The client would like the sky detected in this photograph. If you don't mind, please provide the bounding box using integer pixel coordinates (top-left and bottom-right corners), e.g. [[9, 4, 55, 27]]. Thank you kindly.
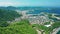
[[0, 0, 60, 7]]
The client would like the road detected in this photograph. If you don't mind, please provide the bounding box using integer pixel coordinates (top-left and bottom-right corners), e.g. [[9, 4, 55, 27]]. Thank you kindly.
[[52, 27, 60, 34]]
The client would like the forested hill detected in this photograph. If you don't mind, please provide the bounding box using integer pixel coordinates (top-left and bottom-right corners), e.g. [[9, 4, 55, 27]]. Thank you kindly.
[[0, 9, 37, 34], [0, 9, 21, 27]]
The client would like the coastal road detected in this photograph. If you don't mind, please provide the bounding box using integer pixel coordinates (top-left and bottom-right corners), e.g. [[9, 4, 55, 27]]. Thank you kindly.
[[52, 27, 60, 34]]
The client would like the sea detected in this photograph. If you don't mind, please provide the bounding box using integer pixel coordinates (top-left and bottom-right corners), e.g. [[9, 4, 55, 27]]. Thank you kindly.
[[57, 30, 60, 34], [27, 9, 60, 15]]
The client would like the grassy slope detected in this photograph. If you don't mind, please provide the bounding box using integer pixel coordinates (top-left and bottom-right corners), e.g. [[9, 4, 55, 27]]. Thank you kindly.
[[0, 20, 37, 34]]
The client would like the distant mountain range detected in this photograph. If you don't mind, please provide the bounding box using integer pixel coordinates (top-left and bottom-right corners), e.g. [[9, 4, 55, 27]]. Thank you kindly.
[[0, 6, 18, 10]]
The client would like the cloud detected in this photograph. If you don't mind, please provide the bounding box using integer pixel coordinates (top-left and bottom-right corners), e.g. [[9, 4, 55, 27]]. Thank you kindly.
[[0, 2, 20, 6]]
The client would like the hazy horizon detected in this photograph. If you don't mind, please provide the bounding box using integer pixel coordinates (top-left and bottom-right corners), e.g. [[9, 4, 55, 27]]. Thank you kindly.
[[0, 0, 60, 7]]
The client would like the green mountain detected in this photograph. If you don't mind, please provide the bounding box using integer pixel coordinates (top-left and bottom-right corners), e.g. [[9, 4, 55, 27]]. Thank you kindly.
[[0, 9, 21, 27], [0, 9, 37, 34]]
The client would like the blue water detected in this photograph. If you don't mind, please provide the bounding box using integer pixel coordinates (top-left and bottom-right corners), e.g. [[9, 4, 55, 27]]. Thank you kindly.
[[27, 9, 60, 14], [57, 30, 60, 34], [27, 10, 41, 14], [44, 9, 60, 14]]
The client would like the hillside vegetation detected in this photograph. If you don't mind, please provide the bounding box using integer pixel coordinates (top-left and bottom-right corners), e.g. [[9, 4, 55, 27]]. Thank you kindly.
[[0, 20, 37, 34], [0, 9, 21, 27], [0, 9, 37, 34]]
